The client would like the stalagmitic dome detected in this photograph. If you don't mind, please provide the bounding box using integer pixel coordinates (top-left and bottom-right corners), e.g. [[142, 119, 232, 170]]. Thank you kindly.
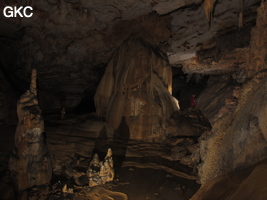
[[95, 37, 179, 141]]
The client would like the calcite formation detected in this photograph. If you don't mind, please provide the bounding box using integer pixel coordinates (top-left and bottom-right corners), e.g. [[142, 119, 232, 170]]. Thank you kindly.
[[9, 69, 52, 195], [95, 37, 179, 141], [88, 148, 114, 187], [247, 1, 267, 78]]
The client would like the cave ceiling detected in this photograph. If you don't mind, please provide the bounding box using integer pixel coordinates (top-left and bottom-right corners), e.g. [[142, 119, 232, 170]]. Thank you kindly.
[[0, 0, 261, 106]]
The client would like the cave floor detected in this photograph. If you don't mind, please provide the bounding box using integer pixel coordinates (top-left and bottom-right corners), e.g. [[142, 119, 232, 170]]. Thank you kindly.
[[0, 113, 200, 200]]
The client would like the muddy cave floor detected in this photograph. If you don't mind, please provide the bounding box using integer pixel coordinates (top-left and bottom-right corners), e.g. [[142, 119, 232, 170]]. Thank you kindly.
[[0, 113, 200, 200]]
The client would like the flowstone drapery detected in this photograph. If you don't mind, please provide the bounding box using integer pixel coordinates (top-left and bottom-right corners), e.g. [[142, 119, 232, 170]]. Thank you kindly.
[[94, 37, 179, 141]]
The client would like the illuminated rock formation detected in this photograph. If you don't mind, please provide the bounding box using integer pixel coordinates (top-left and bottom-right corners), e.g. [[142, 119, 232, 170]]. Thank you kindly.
[[95, 37, 179, 141], [9, 69, 52, 196], [88, 148, 114, 187]]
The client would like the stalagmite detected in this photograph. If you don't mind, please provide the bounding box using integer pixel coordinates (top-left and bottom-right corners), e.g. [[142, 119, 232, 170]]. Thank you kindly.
[[9, 69, 52, 197], [88, 148, 114, 187], [94, 37, 179, 142]]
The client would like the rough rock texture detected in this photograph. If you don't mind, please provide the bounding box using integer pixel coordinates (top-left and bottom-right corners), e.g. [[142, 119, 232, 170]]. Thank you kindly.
[[166, 109, 211, 137], [247, 1, 267, 78], [9, 69, 52, 195], [196, 75, 240, 125], [168, 0, 259, 64], [95, 37, 179, 141], [193, 2, 267, 185], [88, 148, 114, 188], [196, 71, 267, 184]]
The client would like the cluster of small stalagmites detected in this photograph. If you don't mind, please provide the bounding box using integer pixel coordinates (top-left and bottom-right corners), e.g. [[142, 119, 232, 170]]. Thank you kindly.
[[88, 148, 114, 187], [9, 69, 52, 195]]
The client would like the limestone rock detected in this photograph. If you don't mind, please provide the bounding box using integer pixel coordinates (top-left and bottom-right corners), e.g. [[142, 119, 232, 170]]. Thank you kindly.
[[88, 148, 114, 187], [197, 71, 267, 184], [94, 37, 179, 141], [195, 3, 267, 184], [196, 75, 240, 125], [9, 69, 52, 195], [166, 109, 211, 137]]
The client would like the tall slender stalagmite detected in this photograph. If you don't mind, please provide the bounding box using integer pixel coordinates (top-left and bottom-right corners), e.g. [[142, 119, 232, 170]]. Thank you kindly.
[[9, 69, 52, 198]]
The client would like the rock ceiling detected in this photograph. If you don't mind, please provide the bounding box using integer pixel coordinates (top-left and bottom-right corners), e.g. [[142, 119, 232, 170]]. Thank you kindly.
[[0, 0, 262, 107]]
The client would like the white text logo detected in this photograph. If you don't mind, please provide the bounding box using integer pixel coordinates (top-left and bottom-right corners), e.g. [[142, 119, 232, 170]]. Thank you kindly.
[[3, 6, 33, 18]]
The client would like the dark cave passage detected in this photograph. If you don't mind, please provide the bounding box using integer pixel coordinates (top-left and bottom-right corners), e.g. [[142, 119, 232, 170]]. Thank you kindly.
[[75, 96, 96, 114]]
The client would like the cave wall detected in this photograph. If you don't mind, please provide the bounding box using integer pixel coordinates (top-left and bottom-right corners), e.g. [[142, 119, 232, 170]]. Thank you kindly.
[[196, 1, 267, 184], [196, 75, 240, 125], [198, 71, 267, 184]]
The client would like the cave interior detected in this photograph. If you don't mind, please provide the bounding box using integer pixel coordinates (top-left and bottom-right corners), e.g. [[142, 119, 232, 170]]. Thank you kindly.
[[1, 0, 267, 199]]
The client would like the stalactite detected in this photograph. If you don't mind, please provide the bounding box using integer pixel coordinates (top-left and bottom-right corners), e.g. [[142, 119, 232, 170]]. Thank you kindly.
[[239, 0, 244, 28], [203, 0, 217, 23]]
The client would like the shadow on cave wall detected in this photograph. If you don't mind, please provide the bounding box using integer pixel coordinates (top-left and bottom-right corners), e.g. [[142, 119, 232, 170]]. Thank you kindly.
[[92, 116, 130, 174], [111, 116, 130, 173]]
